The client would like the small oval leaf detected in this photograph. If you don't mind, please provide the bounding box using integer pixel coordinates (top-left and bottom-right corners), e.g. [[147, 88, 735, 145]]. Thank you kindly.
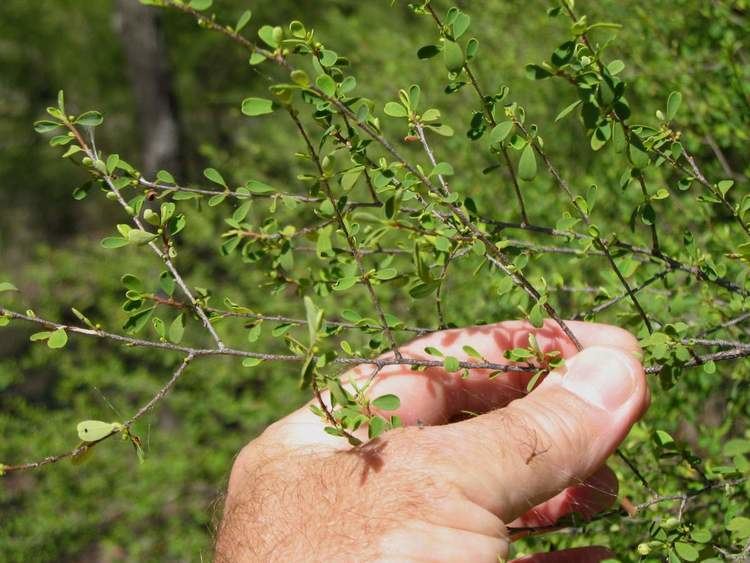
[[518, 144, 538, 181], [372, 394, 401, 411], [241, 97, 274, 117], [77, 420, 118, 442]]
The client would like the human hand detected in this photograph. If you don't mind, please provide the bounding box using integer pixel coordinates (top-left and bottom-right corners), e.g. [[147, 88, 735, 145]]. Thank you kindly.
[[216, 320, 649, 562]]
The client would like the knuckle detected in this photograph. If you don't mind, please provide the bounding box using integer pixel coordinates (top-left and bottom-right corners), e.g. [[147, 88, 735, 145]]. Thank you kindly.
[[504, 392, 592, 463]]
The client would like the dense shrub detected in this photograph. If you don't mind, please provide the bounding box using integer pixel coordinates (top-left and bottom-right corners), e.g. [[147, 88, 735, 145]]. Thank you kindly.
[[1, 0, 748, 560]]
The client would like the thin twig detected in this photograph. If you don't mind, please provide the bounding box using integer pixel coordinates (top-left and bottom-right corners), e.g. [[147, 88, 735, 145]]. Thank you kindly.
[[287, 109, 403, 358], [65, 123, 225, 350]]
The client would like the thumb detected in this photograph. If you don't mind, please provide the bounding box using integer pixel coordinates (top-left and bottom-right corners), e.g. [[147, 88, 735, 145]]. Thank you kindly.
[[443, 345, 648, 523]]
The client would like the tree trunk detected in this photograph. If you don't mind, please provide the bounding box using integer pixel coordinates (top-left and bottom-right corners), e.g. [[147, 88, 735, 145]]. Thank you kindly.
[[115, 0, 182, 177]]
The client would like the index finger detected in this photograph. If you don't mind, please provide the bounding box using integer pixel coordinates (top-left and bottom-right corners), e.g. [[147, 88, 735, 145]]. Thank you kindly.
[[355, 319, 640, 426], [270, 320, 640, 448]]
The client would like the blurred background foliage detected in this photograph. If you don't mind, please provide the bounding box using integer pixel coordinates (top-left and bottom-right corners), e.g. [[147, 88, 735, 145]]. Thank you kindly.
[[0, 0, 748, 561]]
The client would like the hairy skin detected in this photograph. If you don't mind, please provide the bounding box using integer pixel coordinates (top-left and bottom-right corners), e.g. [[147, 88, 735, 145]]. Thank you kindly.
[[216, 320, 649, 562], [219, 432, 455, 561]]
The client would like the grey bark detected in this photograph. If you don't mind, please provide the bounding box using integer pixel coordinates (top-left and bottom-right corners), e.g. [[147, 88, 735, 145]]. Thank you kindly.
[[115, 0, 182, 177]]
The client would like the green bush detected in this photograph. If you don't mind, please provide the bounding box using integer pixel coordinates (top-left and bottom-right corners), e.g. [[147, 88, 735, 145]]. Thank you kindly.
[[1, 0, 749, 560]]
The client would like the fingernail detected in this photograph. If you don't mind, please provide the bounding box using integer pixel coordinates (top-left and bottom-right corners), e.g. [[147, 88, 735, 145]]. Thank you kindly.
[[562, 346, 636, 411]]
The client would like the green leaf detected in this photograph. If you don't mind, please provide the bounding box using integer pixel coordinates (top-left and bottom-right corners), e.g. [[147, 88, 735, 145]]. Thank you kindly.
[[168, 313, 184, 344], [241, 97, 274, 117], [34, 120, 62, 133], [121, 274, 144, 293], [462, 345, 483, 359], [106, 154, 119, 174], [249, 52, 266, 65], [339, 76, 357, 94], [526, 369, 545, 392], [235, 9, 252, 32], [50, 135, 72, 146], [434, 236, 451, 252], [189, 0, 213, 11], [245, 180, 275, 194], [152, 317, 166, 339], [717, 180, 734, 196], [160, 272, 175, 296], [554, 100, 581, 122], [334, 276, 358, 291], [424, 346, 444, 358], [628, 143, 650, 169], [607, 59, 625, 75], [242, 357, 263, 368], [156, 169, 176, 184], [443, 40, 464, 73], [408, 84, 421, 110], [723, 438, 750, 456], [233, 200, 252, 222], [466, 38, 479, 60], [417, 45, 440, 59], [290, 69, 310, 86], [71, 308, 95, 329], [409, 281, 440, 298], [728, 516, 750, 539], [203, 167, 227, 188], [340, 166, 363, 191], [431, 162, 454, 176], [47, 328, 68, 349], [316, 225, 333, 257], [328, 379, 350, 407], [289, 20, 306, 38], [75, 111, 103, 127], [518, 144, 537, 181], [551, 41, 575, 67], [71, 182, 90, 199], [77, 420, 118, 442], [528, 303, 544, 327], [65, 148, 83, 164], [452, 12, 471, 39], [258, 25, 278, 48], [525, 64, 552, 80], [304, 296, 323, 346], [384, 102, 407, 118], [126, 229, 158, 245], [673, 542, 699, 561], [207, 194, 225, 208], [319, 50, 337, 67], [316, 74, 336, 97], [101, 236, 129, 249], [666, 91, 682, 121], [30, 331, 53, 342], [124, 307, 155, 334], [443, 356, 460, 372], [0, 282, 18, 293], [654, 429, 675, 448], [426, 124, 454, 137], [299, 354, 316, 389], [368, 415, 387, 439], [371, 394, 401, 411], [246, 322, 262, 343], [690, 529, 711, 543], [489, 121, 514, 145], [374, 268, 398, 280]]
